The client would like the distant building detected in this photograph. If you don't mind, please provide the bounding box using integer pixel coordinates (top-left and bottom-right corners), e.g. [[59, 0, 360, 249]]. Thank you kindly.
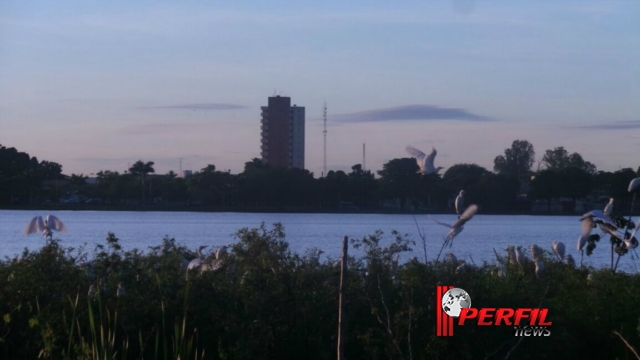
[[180, 170, 193, 178], [260, 96, 305, 169]]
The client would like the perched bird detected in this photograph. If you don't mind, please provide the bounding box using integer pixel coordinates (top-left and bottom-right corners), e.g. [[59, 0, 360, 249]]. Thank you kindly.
[[405, 146, 444, 175], [515, 246, 526, 267], [187, 246, 208, 272], [428, 204, 478, 247], [529, 244, 543, 260], [623, 222, 639, 249], [565, 254, 576, 267], [551, 241, 565, 260], [216, 245, 228, 259], [24, 215, 66, 240], [505, 246, 517, 265], [587, 273, 594, 282], [455, 190, 465, 218], [604, 198, 614, 216], [580, 210, 620, 243], [577, 235, 588, 252], [534, 259, 544, 278]]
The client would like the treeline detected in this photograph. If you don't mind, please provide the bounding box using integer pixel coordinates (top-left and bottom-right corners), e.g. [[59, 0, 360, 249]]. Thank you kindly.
[[0, 224, 639, 359], [2, 141, 640, 212]]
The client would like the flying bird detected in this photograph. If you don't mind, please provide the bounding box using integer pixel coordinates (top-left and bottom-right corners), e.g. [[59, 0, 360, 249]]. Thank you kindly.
[[428, 204, 478, 247], [405, 146, 444, 175], [604, 198, 614, 216], [455, 190, 465, 218], [24, 215, 66, 239], [580, 210, 619, 239]]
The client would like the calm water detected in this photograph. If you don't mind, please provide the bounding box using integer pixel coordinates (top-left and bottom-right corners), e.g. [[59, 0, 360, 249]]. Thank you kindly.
[[1, 210, 636, 272]]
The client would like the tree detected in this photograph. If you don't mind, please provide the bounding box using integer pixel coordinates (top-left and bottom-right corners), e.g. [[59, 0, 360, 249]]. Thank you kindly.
[[530, 170, 560, 213], [493, 140, 535, 179], [70, 173, 87, 187], [377, 158, 421, 209], [442, 164, 490, 210], [541, 147, 597, 174], [129, 160, 155, 205]]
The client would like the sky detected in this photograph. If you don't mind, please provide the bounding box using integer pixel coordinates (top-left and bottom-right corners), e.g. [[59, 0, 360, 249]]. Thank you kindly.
[[1, 0, 639, 177]]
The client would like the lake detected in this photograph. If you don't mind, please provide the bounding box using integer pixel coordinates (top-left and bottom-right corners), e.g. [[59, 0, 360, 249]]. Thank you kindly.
[[1, 210, 637, 272]]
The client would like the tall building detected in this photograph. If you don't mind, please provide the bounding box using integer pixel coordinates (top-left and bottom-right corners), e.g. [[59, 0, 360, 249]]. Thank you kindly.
[[260, 96, 305, 169]]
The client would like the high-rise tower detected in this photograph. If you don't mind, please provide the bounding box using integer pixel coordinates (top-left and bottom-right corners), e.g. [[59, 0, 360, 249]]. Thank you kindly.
[[260, 96, 305, 169]]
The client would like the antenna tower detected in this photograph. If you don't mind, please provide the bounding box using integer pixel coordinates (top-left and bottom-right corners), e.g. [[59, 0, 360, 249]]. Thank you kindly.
[[179, 158, 183, 174], [323, 102, 327, 175]]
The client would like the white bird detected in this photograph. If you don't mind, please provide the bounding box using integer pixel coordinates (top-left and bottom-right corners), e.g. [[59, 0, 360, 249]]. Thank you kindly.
[[187, 246, 208, 272], [628, 178, 640, 193], [515, 246, 526, 267], [577, 235, 588, 252], [551, 241, 565, 260], [505, 246, 517, 265], [216, 245, 228, 259], [455, 190, 465, 217], [405, 146, 444, 175], [529, 244, 543, 260], [534, 259, 544, 278], [24, 215, 66, 239], [428, 204, 478, 247], [587, 273, 593, 282], [565, 254, 575, 267], [580, 210, 620, 242], [604, 198, 614, 216], [623, 221, 639, 249]]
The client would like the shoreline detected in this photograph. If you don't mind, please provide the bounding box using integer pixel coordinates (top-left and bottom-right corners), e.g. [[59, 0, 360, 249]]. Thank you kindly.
[[2, 204, 636, 216]]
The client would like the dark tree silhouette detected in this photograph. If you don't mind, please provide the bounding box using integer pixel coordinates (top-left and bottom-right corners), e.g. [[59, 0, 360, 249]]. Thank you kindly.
[[129, 160, 155, 205], [493, 140, 535, 179]]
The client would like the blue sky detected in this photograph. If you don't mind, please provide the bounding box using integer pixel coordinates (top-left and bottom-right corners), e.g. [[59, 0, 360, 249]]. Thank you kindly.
[[1, 0, 639, 176]]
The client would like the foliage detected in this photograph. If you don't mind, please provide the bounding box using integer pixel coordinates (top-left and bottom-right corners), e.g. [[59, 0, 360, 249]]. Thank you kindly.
[[541, 146, 597, 174], [1, 225, 640, 359], [493, 139, 535, 178]]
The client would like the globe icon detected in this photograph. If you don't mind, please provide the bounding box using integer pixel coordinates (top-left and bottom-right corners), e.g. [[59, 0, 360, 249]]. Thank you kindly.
[[441, 288, 472, 317]]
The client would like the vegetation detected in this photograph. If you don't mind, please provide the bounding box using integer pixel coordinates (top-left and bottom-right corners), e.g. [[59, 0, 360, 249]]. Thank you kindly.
[[1, 224, 640, 359], [1, 141, 639, 214]]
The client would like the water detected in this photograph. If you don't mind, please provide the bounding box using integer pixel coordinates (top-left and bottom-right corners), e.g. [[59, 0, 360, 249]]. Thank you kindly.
[[1, 210, 636, 272]]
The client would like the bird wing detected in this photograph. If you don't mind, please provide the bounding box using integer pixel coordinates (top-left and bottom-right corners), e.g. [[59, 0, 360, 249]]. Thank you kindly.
[[427, 215, 452, 229], [581, 210, 617, 229], [47, 215, 66, 232], [452, 204, 478, 227], [424, 148, 437, 172], [23, 216, 44, 235], [580, 216, 594, 237], [629, 178, 640, 193], [405, 146, 426, 160], [455, 195, 464, 214]]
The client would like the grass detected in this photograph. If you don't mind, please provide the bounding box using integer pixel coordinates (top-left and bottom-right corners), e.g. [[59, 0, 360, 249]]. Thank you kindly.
[[0, 223, 639, 359]]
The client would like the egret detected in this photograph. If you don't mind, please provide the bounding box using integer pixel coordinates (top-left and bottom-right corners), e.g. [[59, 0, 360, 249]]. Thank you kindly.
[[497, 264, 506, 277], [580, 210, 621, 244], [515, 246, 526, 267], [428, 204, 478, 248], [604, 198, 614, 216], [405, 146, 444, 175], [565, 254, 576, 267], [529, 244, 542, 260], [24, 215, 66, 240], [505, 246, 517, 265], [587, 273, 594, 282], [534, 259, 544, 278], [187, 245, 208, 272], [551, 241, 565, 260], [623, 222, 639, 249], [455, 190, 465, 218]]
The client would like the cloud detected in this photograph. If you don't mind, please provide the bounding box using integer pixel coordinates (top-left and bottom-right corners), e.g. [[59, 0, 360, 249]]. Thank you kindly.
[[136, 103, 247, 111], [116, 123, 211, 135], [573, 120, 640, 130], [330, 105, 492, 123]]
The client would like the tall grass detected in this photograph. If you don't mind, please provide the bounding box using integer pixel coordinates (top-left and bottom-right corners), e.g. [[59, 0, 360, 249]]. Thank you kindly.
[[0, 224, 639, 359]]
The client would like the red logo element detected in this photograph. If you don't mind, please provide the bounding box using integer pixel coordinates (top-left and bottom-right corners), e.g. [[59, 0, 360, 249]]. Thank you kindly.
[[436, 285, 454, 336]]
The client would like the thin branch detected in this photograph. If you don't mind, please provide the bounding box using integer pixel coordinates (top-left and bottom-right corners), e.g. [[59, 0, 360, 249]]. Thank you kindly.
[[502, 285, 550, 359], [612, 331, 640, 360], [374, 275, 404, 360], [412, 215, 428, 264]]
